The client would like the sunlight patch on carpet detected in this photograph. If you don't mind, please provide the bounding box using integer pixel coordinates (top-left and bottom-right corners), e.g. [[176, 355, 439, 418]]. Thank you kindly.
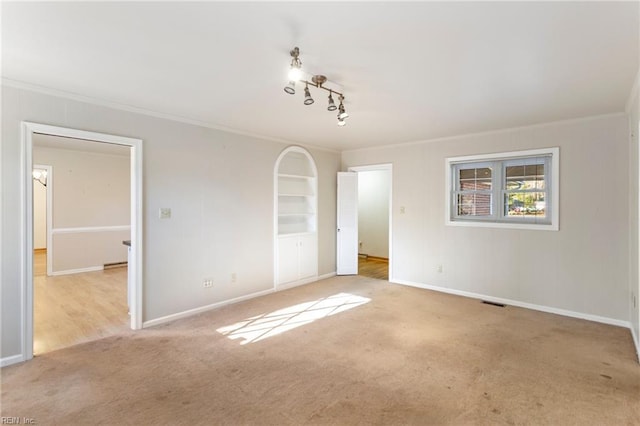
[[217, 292, 371, 344]]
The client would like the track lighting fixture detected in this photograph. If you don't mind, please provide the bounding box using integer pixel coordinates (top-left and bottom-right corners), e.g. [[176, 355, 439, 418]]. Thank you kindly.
[[327, 91, 337, 111], [283, 46, 349, 126], [284, 81, 295, 95], [287, 47, 303, 82], [338, 95, 349, 120], [303, 83, 314, 105]]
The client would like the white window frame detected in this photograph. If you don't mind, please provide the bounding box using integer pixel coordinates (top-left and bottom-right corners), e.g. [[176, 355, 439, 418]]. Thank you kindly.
[[445, 147, 559, 231]]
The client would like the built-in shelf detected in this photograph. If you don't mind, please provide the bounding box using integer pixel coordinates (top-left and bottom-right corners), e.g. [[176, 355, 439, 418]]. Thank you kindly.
[[274, 146, 318, 287], [278, 173, 314, 179], [276, 152, 316, 236]]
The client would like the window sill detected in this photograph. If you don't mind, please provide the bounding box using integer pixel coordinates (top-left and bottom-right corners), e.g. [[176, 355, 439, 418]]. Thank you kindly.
[[446, 219, 558, 231]]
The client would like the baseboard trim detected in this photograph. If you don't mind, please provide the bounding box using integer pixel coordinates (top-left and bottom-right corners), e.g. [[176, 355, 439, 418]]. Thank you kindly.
[[142, 289, 275, 328], [1, 354, 25, 368], [632, 326, 640, 363], [143, 274, 338, 329], [392, 279, 631, 329], [275, 275, 319, 291], [318, 272, 337, 280], [50, 266, 104, 276]]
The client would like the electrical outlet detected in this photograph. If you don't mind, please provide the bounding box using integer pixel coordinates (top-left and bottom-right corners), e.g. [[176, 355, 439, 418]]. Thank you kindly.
[[400, 206, 406, 214], [231, 273, 237, 283], [159, 207, 171, 219], [203, 279, 213, 288], [437, 264, 443, 273]]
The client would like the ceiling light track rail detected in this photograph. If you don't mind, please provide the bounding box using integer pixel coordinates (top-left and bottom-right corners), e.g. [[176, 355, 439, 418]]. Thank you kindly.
[[283, 46, 350, 126], [298, 75, 343, 98]]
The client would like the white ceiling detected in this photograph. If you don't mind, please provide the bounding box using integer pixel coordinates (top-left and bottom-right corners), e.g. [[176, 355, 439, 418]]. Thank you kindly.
[[3, 2, 638, 151]]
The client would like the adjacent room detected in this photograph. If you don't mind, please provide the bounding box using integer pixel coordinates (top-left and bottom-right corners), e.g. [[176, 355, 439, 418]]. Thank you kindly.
[[1, 2, 639, 424], [31, 134, 132, 354]]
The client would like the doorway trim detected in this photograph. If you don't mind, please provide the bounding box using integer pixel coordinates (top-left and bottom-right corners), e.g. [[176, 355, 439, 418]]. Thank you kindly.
[[347, 163, 393, 282], [32, 164, 53, 276], [21, 122, 143, 362], [636, 118, 640, 363]]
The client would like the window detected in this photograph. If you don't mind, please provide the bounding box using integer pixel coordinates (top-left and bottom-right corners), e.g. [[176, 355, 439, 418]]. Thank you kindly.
[[446, 148, 559, 230]]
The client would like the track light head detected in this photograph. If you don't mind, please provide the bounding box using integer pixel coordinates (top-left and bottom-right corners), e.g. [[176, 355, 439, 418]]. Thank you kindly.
[[284, 81, 296, 95], [327, 91, 337, 111], [304, 84, 314, 105], [288, 65, 302, 82], [288, 47, 303, 81], [338, 101, 349, 120], [337, 115, 346, 127]]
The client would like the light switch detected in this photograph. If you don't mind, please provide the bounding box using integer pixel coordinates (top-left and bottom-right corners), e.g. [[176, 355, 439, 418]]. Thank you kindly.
[[159, 207, 171, 219], [400, 206, 406, 214]]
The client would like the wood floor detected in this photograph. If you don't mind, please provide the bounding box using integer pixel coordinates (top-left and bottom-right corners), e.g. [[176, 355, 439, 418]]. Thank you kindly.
[[33, 251, 129, 355], [358, 255, 388, 280]]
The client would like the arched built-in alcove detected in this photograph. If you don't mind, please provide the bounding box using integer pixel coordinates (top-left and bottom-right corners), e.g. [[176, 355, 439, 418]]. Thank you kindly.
[[274, 146, 318, 288]]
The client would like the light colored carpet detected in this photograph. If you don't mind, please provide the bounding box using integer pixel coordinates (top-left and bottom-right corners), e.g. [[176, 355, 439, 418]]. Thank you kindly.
[[2, 275, 639, 425]]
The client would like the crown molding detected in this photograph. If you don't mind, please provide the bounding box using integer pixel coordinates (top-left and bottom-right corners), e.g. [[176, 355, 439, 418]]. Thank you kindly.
[[1, 78, 339, 154], [342, 112, 628, 154]]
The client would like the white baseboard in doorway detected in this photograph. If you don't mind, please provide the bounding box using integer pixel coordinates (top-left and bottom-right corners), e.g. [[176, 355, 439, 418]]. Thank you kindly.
[[50, 266, 104, 276]]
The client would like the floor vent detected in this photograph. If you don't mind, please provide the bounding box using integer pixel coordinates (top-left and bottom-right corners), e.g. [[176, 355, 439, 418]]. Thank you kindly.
[[482, 300, 505, 308], [104, 261, 128, 270]]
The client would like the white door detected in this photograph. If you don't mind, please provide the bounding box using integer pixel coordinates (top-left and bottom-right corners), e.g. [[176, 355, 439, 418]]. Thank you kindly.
[[336, 172, 358, 275]]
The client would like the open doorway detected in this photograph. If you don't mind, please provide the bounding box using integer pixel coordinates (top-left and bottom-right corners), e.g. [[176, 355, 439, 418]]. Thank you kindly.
[[32, 135, 131, 355], [349, 164, 392, 281], [22, 122, 143, 362], [32, 164, 51, 277]]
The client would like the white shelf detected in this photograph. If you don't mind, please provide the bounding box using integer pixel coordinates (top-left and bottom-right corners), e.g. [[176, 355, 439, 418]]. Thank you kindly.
[[278, 193, 314, 197], [275, 146, 318, 287], [278, 175, 315, 197], [278, 173, 314, 180], [278, 230, 316, 237]]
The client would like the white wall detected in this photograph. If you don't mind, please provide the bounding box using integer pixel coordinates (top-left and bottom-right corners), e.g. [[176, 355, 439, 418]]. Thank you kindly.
[[32, 171, 46, 249], [343, 114, 630, 323], [357, 170, 390, 258], [1, 86, 340, 362], [33, 145, 130, 273]]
